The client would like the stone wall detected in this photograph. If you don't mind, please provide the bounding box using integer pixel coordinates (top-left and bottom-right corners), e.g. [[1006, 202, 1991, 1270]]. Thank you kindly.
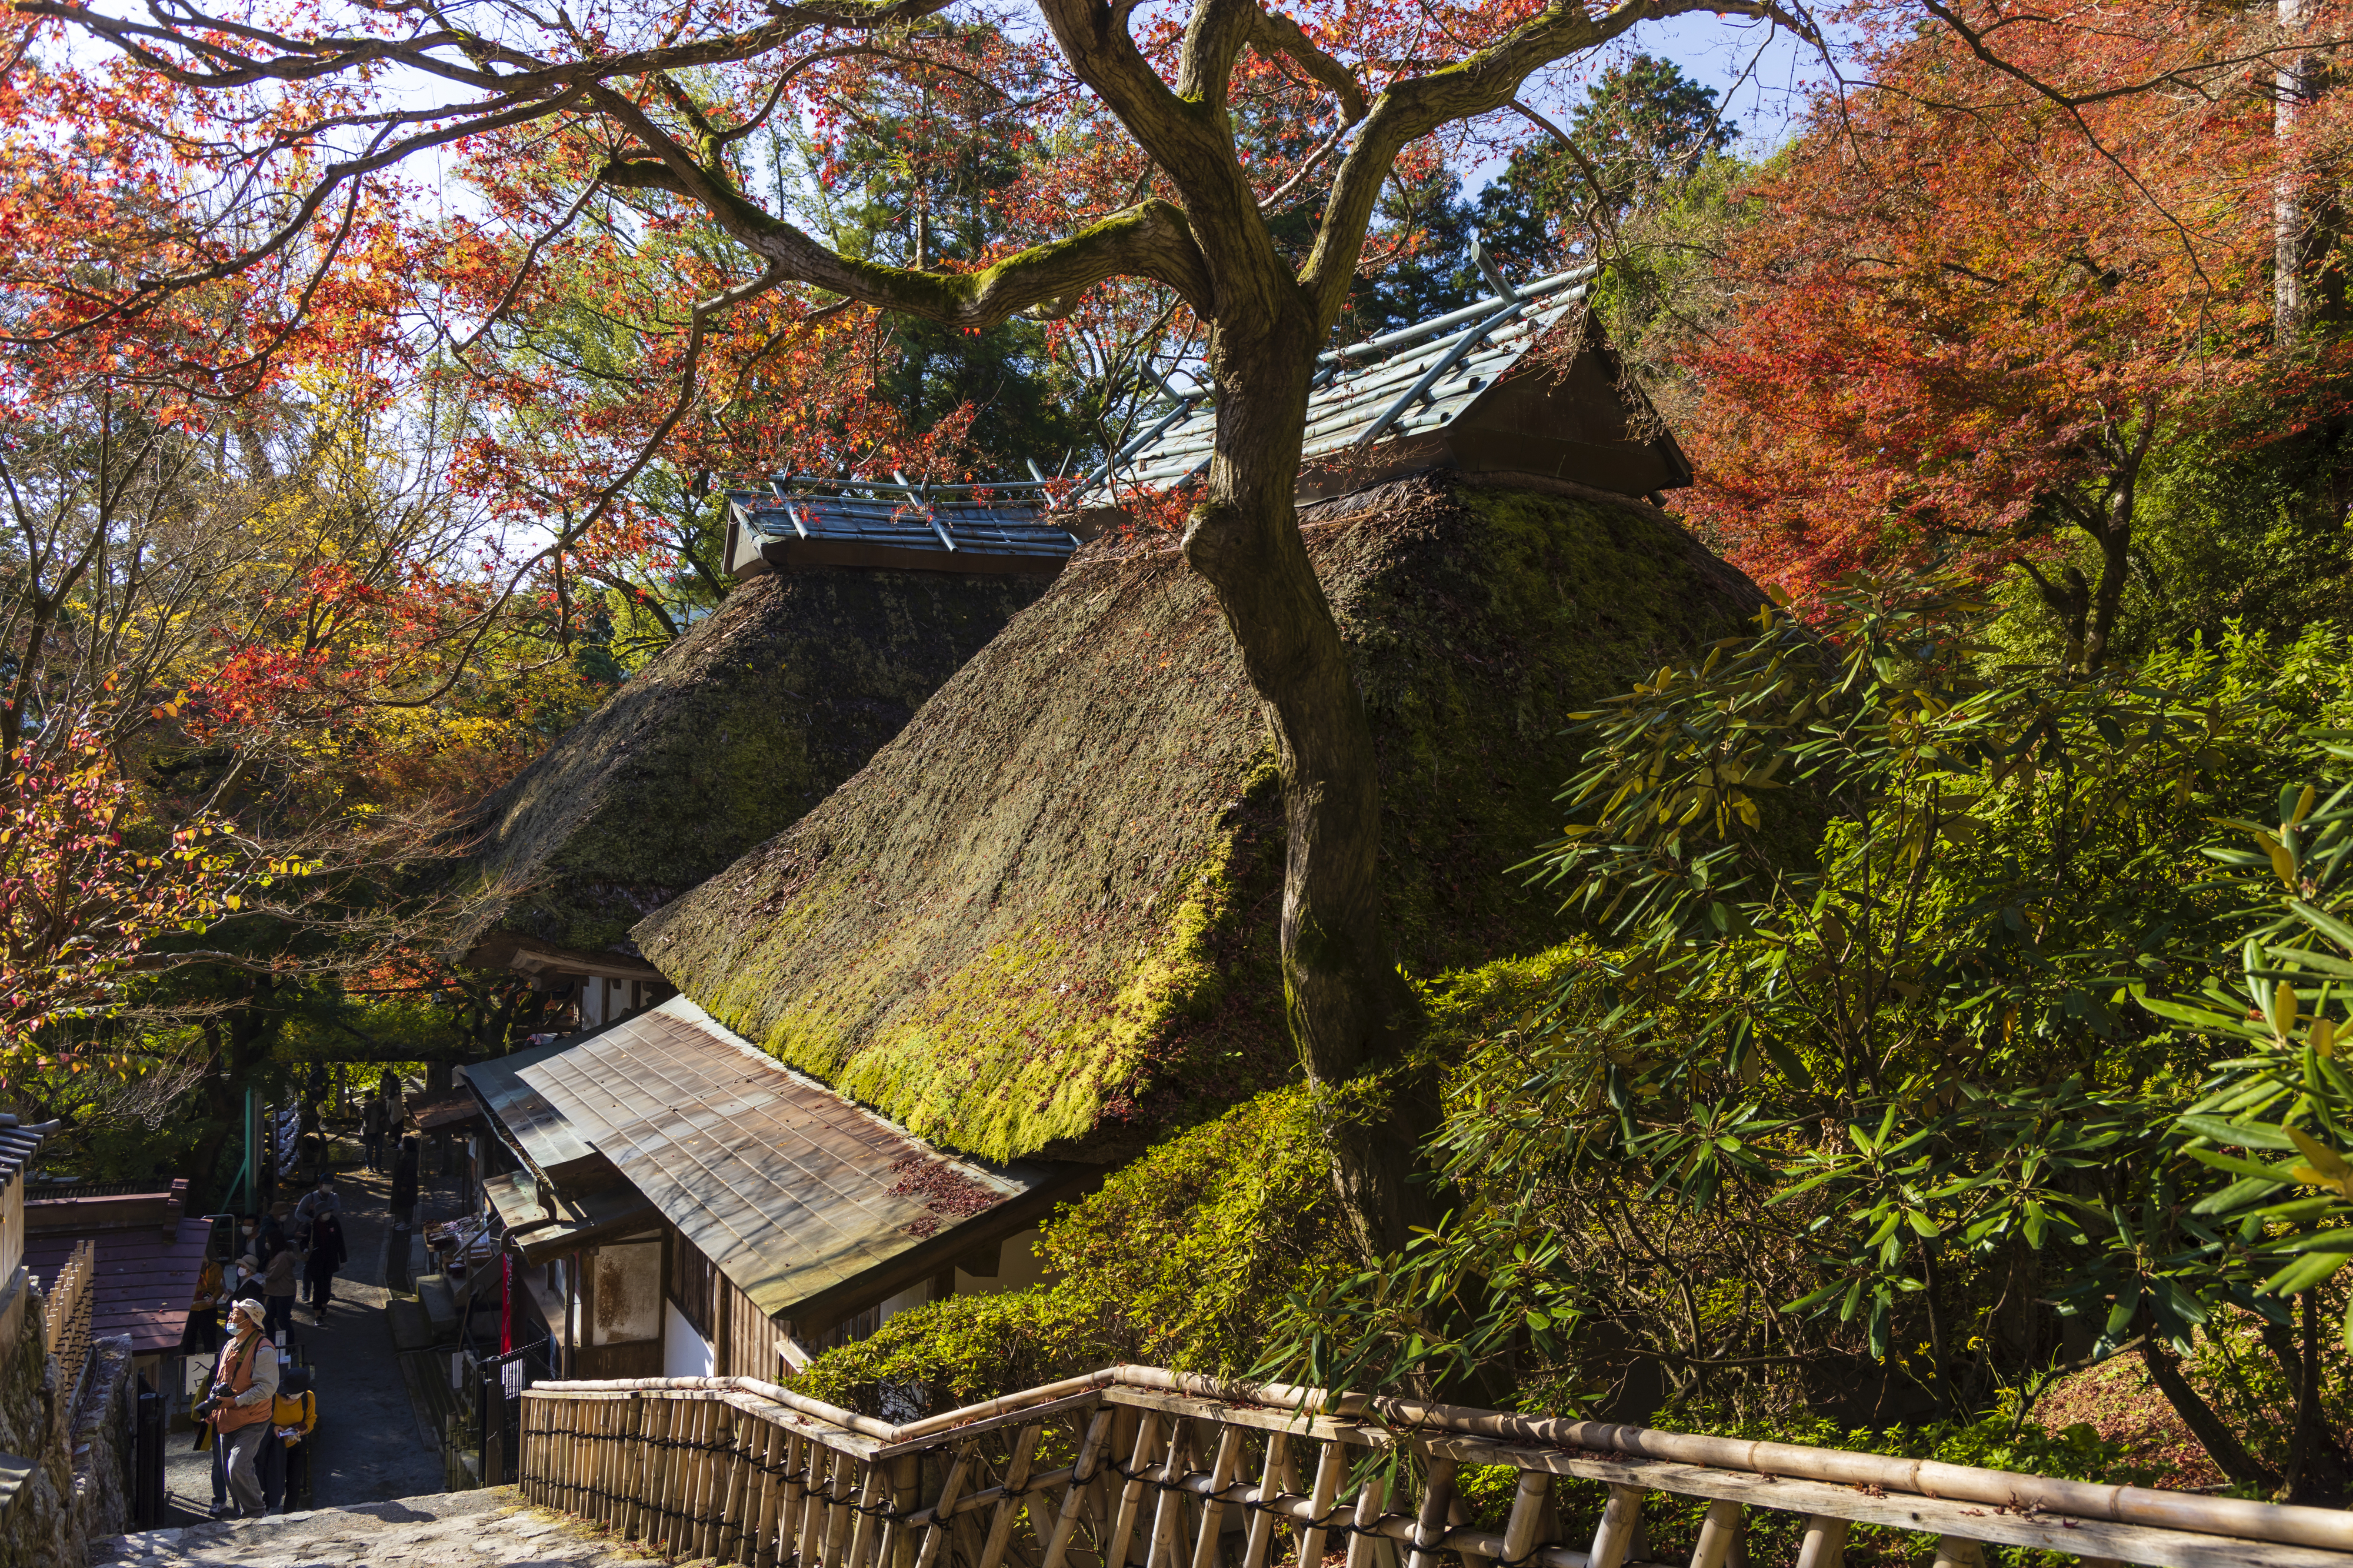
[[69, 1336, 132, 1552], [0, 1273, 134, 1566], [0, 1268, 74, 1567]]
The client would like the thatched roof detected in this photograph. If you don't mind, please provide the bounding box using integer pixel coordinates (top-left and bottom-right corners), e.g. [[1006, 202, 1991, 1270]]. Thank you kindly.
[[459, 565, 1052, 970], [635, 475, 1768, 1163]]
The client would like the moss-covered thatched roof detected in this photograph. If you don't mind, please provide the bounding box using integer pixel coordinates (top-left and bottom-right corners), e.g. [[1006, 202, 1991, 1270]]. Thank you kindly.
[[635, 476, 1768, 1161], [459, 566, 1052, 968]]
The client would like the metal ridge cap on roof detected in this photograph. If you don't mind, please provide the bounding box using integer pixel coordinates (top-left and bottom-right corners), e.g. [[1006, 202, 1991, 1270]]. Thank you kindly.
[[1319, 266, 1595, 365]]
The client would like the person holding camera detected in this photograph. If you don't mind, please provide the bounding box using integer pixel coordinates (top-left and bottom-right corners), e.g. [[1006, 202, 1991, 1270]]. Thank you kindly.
[[196, 1297, 281, 1518]]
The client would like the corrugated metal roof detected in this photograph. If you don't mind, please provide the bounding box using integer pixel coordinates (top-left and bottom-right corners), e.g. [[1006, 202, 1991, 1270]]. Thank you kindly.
[[472, 997, 1075, 1322], [1077, 268, 1596, 501], [26, 1217, 208, 1356], [728, 478, 1079, 571]]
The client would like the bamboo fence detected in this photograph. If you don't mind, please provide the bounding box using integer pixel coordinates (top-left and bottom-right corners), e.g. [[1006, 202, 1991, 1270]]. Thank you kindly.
[[39, 1238, 96, 1416], [517, 1366, 2351, 1568]]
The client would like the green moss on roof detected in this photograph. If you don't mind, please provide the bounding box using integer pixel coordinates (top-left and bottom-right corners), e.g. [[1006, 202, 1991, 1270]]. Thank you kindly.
[[460, 566, 1051, 963], [634, 475, 1769, 1161]]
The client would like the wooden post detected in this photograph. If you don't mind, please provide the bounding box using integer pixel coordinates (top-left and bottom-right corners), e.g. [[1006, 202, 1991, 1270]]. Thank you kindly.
[[888, 1450, 926, 1568], [1146, 1418, 1196, 1568], [1341, 1470, 1387, 1568], [1929, 1540, 1985, 1568], [1042, 1407, 1116, 1568], [614, 1397, 642, 1542], [916, 1443, 976, 1568], [1689, 1500, 1742, 1568], [824, 1447, 862, 1568], [1792, 1517, 1848, 1568], [1407, 1459, 1458, 1568], [1296, 1440, 1349, 1568], [652, 1399, 686, 1554], [981, 1423, 1047, 1568], [1239, 1431, 1291, 1568], [721, 1408, 757, 1563], [696, 1402, 729, 1561], [1589, 1487, 1644, 1568], [806, 1446, 842, 1568], [751, 1425, 790, 1568], [1104, 1414, 1165, 1568], [1189, 1426, 1247, 1568], [848, 1457, 890, 1568]]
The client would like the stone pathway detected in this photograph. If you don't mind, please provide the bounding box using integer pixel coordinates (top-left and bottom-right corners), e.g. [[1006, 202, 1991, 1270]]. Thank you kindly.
[[163, 1155, 474, 1520], [92, 1487, 663, 1566]]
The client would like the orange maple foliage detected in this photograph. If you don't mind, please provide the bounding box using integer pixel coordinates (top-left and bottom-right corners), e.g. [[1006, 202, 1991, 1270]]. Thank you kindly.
[[1681, 2, 2353, 660]]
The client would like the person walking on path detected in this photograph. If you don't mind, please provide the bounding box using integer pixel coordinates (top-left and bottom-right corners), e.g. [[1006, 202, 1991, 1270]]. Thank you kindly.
[[262, 1240, 300, 1340], [179, 1255, 224, 1355], [201, 1297, 280, 1519], [362, 1095, 388, 1172], [294, 1172, 341, 1243], [389, 1136, 419, 1232], [303, 1210, 347, 1318]]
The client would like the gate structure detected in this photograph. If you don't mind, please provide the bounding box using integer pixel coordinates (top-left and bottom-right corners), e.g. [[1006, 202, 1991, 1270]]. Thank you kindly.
[[518, 1367, 2351, 1568]]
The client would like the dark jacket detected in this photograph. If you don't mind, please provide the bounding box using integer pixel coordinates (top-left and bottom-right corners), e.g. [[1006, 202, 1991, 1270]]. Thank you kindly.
[[304, 1216, 346, 1277], [389, 1153, 418, 1212]]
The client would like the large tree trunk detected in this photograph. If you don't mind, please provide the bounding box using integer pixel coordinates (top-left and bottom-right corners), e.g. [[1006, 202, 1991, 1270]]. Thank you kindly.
[[1179, 311, 1435, 1259], [2278, 0, 2312, 345]]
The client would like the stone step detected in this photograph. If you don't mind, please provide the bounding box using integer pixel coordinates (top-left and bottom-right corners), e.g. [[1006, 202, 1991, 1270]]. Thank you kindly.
[[416, 1273, 462, 1336], [91, 1486, 662, 1566]]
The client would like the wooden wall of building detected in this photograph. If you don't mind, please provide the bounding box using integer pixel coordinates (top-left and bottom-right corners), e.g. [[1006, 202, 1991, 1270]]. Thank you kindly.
[[668, 1226, 794, 1382]]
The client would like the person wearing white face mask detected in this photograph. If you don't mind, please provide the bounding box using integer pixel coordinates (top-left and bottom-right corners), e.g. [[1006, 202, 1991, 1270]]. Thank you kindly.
[[195, 1297, 281, 1518]]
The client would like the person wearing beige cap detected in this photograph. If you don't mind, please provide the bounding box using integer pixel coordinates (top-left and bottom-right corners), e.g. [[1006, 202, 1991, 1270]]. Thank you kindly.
[[198, 1297, 280, 1518]]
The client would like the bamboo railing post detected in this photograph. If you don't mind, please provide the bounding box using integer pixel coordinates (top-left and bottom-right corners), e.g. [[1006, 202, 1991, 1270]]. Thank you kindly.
[[1043, 1407, 1116, 1568], [886, 1450, 925, 1568], [751, 1425, 789, 1568], [570, 1400, 591, 1517], [915, 1442, 976, 1568], [1929, 1539, 1984, 1568], [700, 1402, 734, 1561], [1589, 1486, 1644, 1568], [1688, 1500, 1743, 1568], [1407, 1459, 1459, 1568], [803, 1446, 841, 1568], [824, 1447, 862, 1568], [1445, 1497, 1491, 1568], [1792, 1516, 1848, 1568], [1239, 1430, 1291, 1568], [1189, 1426, 1247, 1568], [1145, 1418, 1197, 1568], [656, 1398, 689, 1554], [525, 1393, 541, 1506], [684, 1399, 715, 1560], [1104, 1413, 1165, 1568], [980, 1423, 1047, 1568], [721, 1416, 756, 1567], [1296, 1439, 1349, 1568], [632, 1394, 660, 1546], [718, 1406, 753, 1562], [1342, 1468, 1387, 1568], [581, 1393, 602, 1525], [555, 1400, 576, 1515], [604, 1397, 629, 1534], [847, 1454, 890, 1568]]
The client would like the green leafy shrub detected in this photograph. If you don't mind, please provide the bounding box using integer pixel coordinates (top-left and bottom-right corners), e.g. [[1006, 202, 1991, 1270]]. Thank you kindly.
[[1040, 1082, 1347, 1373], [798, 1084, 1345, 1413], [793, 1291, 1128, 1417]]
